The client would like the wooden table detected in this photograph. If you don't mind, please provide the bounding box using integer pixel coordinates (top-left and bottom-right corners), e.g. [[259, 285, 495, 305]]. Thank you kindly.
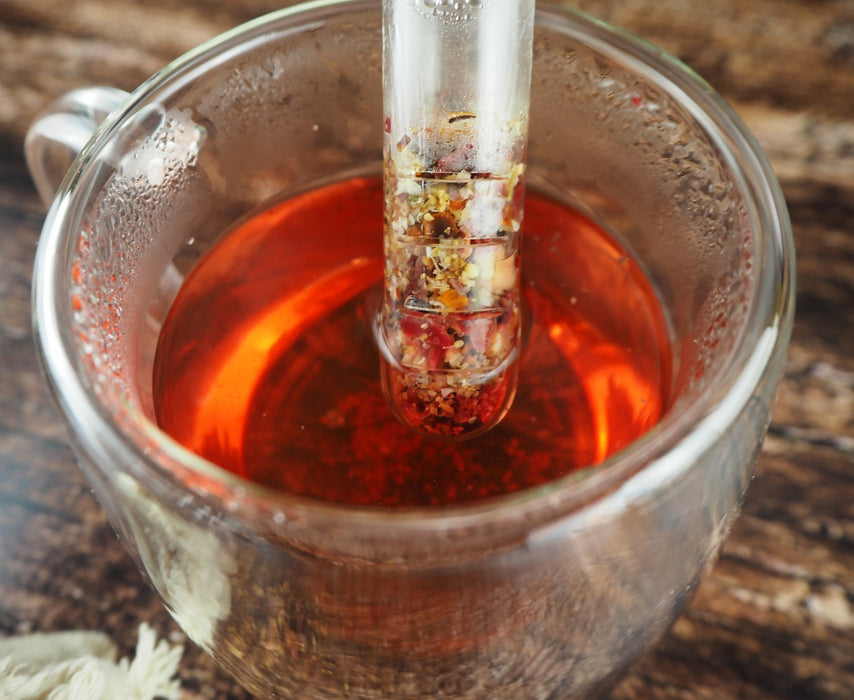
[[1, 0, 852, 697]]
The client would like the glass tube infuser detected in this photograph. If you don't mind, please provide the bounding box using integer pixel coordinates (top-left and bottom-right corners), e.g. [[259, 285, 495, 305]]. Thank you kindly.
[[379, 0, 535, 438]]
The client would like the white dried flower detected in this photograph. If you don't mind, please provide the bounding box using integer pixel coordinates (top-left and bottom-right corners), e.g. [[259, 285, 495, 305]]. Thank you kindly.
[[0, 624, 183, 700]]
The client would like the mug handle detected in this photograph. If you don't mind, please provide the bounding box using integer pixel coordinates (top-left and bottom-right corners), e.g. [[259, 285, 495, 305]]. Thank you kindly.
[[25, 86, 129, 207]]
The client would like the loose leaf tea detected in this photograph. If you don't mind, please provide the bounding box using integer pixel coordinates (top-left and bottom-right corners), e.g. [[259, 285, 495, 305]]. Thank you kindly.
[[380, 0, 535, 437], [379, 123, 526, 438]]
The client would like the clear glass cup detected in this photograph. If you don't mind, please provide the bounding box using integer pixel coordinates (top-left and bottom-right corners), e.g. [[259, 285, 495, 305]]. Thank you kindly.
[[27, 1, 794, 697]]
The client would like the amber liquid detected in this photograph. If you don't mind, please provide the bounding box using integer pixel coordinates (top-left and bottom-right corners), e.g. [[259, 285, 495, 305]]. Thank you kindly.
[[153, 176, 671, 507]]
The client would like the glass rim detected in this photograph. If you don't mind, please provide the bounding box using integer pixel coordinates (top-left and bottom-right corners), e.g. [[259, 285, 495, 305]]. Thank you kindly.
[[32, 0, 795, 542]]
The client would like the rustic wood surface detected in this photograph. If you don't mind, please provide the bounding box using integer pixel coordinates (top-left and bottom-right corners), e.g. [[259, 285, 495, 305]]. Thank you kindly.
[[1, 0, 852, 698]]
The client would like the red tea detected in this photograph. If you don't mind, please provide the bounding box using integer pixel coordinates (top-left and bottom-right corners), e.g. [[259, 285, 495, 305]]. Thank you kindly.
[[153, 176, 671, 507]]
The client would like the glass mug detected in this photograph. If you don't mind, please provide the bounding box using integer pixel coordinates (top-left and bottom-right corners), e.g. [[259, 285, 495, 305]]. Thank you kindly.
[[27, 0, 794, 697]]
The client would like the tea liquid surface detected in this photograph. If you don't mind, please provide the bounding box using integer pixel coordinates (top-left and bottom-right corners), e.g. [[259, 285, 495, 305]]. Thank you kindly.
[[153, 176, 670, 506]]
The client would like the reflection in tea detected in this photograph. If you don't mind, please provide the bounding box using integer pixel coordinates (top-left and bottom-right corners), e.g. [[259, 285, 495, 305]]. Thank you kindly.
[[153, 176, 671, 506]]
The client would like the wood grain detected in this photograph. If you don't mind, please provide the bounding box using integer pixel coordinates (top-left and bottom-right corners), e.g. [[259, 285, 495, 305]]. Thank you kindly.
[[1, 0, 852, 698]]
